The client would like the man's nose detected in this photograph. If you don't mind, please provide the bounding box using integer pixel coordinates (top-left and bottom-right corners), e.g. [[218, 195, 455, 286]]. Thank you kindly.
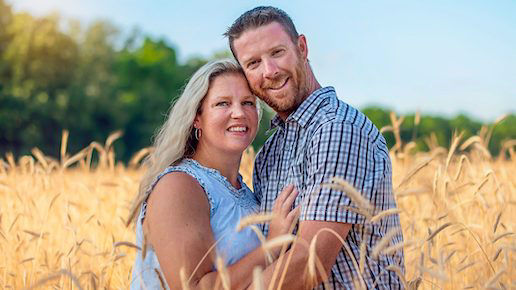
[[263, 58, 279, 79]]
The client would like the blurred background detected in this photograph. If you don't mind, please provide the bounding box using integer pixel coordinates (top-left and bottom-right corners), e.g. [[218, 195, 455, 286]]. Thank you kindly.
[[1, 0, 515, 161]]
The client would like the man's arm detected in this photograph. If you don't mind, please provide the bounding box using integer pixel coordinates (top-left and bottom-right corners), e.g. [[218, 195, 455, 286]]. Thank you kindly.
[[255, 220, 351, 289]]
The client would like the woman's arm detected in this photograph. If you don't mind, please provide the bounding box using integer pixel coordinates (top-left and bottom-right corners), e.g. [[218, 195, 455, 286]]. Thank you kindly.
[[144, 172, 216, 289], [145, 173, 299, 290]]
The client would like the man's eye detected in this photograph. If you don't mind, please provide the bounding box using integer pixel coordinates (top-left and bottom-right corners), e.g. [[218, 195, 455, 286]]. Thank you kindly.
[[247, 60, 259, 69], [272, 49, 283, 56]]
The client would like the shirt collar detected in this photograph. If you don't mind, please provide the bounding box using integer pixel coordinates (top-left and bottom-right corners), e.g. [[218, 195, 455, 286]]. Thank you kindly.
[[269, 86, 336, 130]]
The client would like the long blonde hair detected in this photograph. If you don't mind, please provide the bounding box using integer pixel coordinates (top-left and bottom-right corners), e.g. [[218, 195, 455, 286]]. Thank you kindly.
[[126, 58, 248, 225]]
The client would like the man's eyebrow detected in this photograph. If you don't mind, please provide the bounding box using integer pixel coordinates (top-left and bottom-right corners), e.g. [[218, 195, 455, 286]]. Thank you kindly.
[[240, 44, 285, 67], [269, 44, 287, 52]]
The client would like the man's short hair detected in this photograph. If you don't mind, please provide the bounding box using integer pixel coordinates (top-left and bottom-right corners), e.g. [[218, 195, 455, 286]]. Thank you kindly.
[[224, 6, 299, 60]]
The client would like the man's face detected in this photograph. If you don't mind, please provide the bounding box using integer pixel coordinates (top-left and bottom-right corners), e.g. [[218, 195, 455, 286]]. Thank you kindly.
[[233, 22, 309, 118]]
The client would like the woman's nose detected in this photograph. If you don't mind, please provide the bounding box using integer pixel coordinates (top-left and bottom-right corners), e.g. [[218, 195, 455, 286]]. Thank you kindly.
[[231, 104, 245, 118]]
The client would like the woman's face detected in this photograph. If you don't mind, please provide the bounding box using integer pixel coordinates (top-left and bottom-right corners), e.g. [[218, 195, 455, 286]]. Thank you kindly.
[[194, 72, 259, 155]]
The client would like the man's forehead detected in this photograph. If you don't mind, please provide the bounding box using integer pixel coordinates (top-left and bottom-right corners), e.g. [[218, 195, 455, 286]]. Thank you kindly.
[[233, 22, 293, 59]]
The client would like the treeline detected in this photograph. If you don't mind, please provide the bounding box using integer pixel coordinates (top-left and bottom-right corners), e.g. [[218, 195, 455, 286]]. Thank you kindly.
[[362, 108, 515, 156], [0, 1, 514, 162]]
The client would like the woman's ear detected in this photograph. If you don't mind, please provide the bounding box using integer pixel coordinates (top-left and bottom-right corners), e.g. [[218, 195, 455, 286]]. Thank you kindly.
[[193, 115, 201, 129]]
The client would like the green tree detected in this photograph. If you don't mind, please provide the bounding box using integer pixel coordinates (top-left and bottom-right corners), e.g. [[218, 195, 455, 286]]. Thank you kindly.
[[63, 20, 122, 155], [114, 37, 205, 159], [0, 11, 79, 157], [361, 107, 395, 147], [489, 114, 516, 156]]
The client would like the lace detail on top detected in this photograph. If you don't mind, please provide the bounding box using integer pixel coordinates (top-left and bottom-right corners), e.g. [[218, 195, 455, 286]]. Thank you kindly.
[[185, 159, 257, 208]]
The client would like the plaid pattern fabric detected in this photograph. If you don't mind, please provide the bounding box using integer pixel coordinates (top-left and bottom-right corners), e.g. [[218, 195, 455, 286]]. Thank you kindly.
[[253, 87, 405, 289]]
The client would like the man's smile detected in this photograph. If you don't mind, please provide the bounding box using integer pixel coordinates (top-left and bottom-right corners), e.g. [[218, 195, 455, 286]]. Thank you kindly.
[[265, 76, 289, 91]]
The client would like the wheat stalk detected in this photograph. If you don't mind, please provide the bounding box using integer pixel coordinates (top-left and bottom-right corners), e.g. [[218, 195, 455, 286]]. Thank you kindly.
[[236, 213, 274, 232], [370, 208, 401, 223]]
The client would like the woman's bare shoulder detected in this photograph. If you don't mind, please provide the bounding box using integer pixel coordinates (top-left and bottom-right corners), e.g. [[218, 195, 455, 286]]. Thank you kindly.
[[145, 171, 210, 222]]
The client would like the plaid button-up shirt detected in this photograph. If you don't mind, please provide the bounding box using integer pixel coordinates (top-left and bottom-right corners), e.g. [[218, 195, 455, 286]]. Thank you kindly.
[[253, 87, 405, 289]]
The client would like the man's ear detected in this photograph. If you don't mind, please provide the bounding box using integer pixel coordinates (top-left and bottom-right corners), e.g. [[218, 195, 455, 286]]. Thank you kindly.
[[297, 34, 308, 60]]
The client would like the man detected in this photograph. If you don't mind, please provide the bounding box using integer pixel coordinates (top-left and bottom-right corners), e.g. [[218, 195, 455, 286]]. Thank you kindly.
[[225, 6, 405, 289]]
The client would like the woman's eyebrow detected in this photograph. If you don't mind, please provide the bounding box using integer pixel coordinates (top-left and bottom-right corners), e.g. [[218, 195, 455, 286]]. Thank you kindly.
[[212, 95, 231, 100]]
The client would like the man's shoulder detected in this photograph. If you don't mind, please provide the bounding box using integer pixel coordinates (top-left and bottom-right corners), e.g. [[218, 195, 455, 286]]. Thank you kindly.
[[309, 95, 382, 144]]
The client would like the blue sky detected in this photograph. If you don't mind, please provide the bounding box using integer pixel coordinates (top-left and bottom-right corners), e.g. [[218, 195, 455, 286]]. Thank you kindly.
[[11, 0, 516, 122]]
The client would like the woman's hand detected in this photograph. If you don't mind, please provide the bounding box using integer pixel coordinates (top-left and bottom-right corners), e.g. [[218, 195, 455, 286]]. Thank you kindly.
[[268, 184, 300, 241]]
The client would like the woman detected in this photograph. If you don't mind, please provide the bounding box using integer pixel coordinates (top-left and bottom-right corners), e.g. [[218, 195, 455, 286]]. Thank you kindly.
[[128, 58, 299, 289]]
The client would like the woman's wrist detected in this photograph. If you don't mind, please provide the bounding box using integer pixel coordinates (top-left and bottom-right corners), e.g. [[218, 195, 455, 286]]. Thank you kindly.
[[264, 232, 282, 260]]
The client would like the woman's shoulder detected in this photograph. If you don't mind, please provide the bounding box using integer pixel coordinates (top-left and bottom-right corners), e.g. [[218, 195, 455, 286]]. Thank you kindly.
[[157, 158, 202, 178], [153, 170, 201, 193], [147, 171, 209, 215], [150, 159, 208, 192], [141, 159, 216, 221]]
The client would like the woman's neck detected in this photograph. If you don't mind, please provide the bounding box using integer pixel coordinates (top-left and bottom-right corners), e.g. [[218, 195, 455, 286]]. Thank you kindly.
[[191, 147, 242, 189]]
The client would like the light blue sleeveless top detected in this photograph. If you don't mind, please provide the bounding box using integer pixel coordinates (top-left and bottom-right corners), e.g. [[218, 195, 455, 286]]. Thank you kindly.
[[130, 158, 261, 289]]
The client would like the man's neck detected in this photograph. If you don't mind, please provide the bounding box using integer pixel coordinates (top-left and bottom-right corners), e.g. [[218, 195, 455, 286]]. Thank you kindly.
[[305, 61, 322, 96]]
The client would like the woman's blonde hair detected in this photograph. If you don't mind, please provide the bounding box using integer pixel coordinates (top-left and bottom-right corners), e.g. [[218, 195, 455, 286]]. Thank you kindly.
[[126, 58, 257, 225]]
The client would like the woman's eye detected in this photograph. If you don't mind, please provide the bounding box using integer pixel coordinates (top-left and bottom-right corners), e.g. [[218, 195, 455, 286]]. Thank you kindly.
[[216, 101, 229, 106], [243, 101, 255, 106]]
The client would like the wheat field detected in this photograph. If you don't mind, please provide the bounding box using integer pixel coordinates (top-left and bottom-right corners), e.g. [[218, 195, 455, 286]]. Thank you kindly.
[[1, 118, 515, 289]]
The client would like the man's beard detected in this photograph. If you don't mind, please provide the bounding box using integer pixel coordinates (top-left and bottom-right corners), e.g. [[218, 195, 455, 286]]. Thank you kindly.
[[251, 57, 309, 116]]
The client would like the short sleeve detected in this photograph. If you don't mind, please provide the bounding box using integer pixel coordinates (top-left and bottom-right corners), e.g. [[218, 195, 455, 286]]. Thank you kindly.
[[300, 121, 377, 225]]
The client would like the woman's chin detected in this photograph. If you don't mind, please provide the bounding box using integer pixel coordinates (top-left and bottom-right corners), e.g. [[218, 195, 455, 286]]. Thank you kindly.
[[226, 142, 254, 154]]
